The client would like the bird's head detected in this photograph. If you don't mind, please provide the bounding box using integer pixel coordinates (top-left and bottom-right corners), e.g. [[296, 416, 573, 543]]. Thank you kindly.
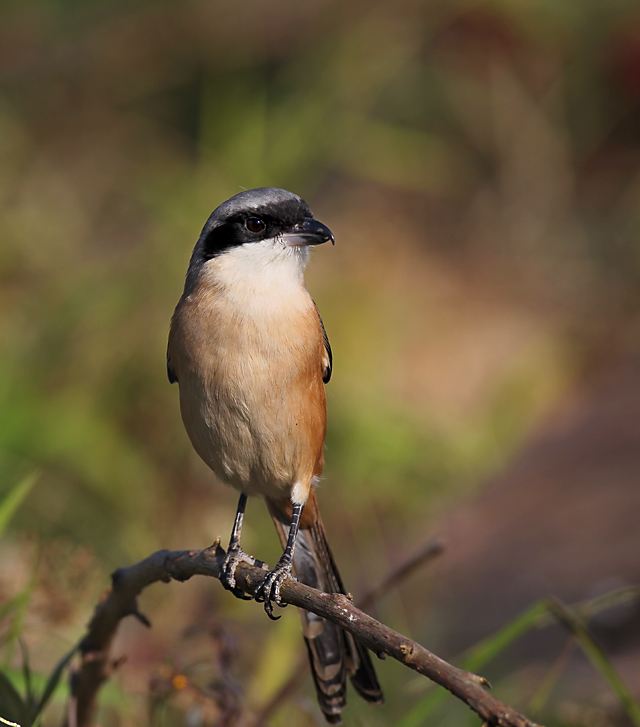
[[184, 188, 334, 295]]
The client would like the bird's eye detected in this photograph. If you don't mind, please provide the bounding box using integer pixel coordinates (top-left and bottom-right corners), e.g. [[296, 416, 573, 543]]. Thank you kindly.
[[246, 218, 265, 233]]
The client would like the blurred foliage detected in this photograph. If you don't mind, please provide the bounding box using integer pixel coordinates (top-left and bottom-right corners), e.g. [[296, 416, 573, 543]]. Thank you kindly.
[[2, 0, 640, 724], [400, 588, 640, 727], [0, 473, 38, 539], [0, 639, 77, 727]]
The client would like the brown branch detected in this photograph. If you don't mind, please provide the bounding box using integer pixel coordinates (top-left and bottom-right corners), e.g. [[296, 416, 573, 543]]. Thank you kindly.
[[256, 534, 446, 724], [71, 543, 541, 727]]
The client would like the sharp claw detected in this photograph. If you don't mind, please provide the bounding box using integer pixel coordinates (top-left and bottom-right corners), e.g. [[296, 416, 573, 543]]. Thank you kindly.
[[255, 558, 295, 619], [263, 599, 281, 620], [220, 544, 255, 600], [230, 586, 253, 601]]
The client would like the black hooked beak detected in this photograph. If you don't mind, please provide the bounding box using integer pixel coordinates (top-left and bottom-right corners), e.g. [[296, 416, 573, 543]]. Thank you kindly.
[[282, 217, 335, 247]]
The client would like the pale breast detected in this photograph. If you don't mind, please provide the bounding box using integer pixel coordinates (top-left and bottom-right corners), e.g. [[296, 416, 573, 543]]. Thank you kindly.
[[168, 268, 327, 500]]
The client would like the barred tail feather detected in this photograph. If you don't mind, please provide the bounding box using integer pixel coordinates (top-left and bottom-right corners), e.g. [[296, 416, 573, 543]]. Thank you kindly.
[[267, 491, 383, 724]]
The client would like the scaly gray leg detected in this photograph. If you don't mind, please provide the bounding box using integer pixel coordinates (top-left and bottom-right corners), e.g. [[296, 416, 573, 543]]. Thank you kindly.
[[255, 501, 303, 619], [220, 493, 254, 600]]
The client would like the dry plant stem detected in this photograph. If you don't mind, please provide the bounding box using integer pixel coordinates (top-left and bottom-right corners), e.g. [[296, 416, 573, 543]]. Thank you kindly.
[[72, 543, 541, 727], [357, 535, 445, 612]]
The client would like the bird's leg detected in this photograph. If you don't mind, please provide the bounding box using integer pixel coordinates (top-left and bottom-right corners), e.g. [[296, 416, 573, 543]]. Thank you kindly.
[[256, 501, 303, 620], [220, 493, 255, 600]]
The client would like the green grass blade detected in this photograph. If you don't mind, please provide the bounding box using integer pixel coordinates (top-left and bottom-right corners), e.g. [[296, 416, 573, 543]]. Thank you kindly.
[[461, 600, 549, 674], [396, 601, 548, 727], [579, 586, 640, 621], [547, 598, 640, 727], [0, 672, 26, 725], [33, 642, 79, 720], [0, 473, 39, 538], [527, 637, 574, 716], [1, 578, 37, 671], [0, 593, 28, 624], [17, 642, 33, 713]]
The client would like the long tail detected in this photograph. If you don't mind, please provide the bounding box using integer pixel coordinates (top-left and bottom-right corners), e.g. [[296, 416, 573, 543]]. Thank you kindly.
[[266, 489, 384, 724]]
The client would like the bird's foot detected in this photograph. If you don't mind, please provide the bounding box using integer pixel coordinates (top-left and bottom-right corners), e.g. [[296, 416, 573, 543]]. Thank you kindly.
[[255, 556, 298, 620], [220, 543, 255, 601]]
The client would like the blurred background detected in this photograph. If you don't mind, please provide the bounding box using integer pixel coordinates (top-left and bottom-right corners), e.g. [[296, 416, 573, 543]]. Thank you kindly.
[[2, 0, 640, 725]]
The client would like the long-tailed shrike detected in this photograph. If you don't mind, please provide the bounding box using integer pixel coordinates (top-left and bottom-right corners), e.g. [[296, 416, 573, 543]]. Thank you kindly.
[[167, 187, 383, 722]]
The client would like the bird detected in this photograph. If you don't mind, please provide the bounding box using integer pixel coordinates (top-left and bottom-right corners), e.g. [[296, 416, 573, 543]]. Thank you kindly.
[[167, 187, 383, 723]]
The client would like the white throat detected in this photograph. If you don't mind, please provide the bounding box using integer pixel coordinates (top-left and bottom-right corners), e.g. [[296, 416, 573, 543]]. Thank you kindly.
[[200, 238, 310, 301]]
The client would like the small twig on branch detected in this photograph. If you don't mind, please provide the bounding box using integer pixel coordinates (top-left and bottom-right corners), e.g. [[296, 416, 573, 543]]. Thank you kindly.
[[358, 535, 445, 612], [70, 543, 541, 727]]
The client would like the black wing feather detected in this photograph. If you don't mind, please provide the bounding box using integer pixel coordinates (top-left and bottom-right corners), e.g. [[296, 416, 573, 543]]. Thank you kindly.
[[315, 304, 332, 384], [167, 350, 178, 384]]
